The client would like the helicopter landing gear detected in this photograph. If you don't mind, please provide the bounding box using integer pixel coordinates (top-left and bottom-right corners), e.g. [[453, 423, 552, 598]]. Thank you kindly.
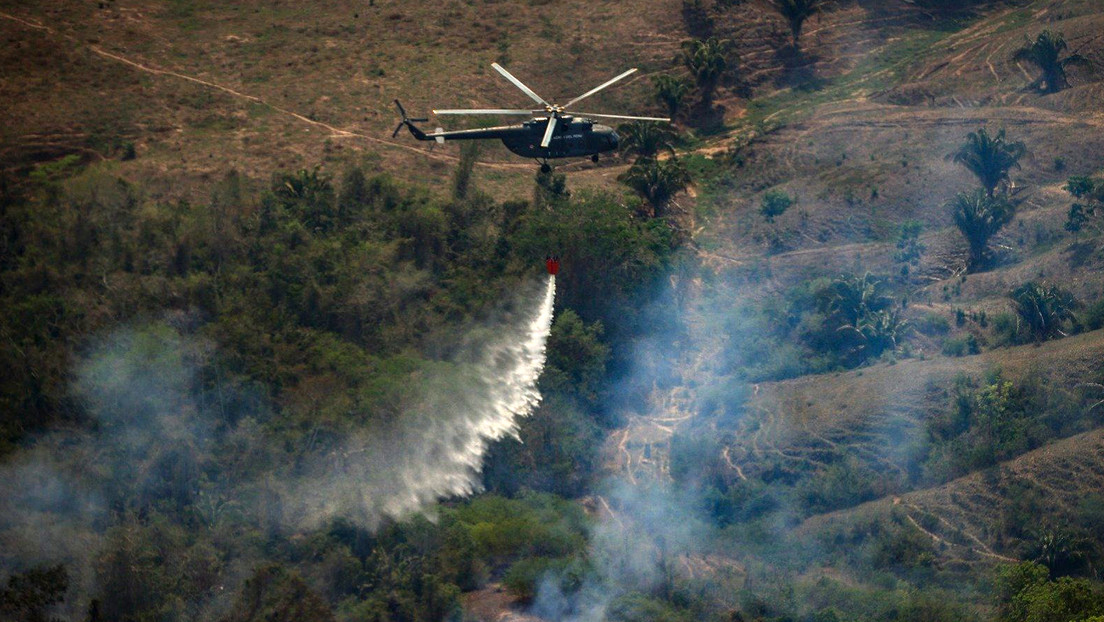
[[591, 154, 599, 163]]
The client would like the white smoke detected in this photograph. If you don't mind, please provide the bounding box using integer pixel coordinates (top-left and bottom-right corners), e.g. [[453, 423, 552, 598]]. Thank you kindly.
[[0, 275, 557, 618], [285, 275, 558, 530]]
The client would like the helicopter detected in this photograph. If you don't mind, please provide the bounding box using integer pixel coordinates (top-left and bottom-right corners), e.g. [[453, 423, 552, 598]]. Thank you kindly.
[[393, 63, 669, 172]]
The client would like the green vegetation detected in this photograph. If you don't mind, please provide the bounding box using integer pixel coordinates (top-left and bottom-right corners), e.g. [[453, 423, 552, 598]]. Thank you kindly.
[[894, 219, 925, 269], [680, 37, 731, 111], [722, 272, 909, 381], [620, 158, 692, 215], [997, 562, 1104, 622], [1013, 30, 1090, 94], [770, 0, 830, 48], [0, 565, 69, 622], [759, 188, 794, 222], [1010, 282, 1079, 342], [6, 1, 1104, 620], [617, 122, 678, 160], [924, 369, 1095, 481], [653, 75, 691, 119], [952, 127, 1027, 199], [942, 333, 980, 357], [1065, 175, 1104, 233], [951, 189, 1015, 271], [0, 153, 679, 618]]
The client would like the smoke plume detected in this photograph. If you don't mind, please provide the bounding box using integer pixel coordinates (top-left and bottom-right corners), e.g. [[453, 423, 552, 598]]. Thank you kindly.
[[286, 275, 558, 529], [0, 275, 557, 615]]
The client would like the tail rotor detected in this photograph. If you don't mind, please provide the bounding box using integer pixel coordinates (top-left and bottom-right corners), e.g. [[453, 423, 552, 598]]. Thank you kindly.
[[392, 100, 428, 138]]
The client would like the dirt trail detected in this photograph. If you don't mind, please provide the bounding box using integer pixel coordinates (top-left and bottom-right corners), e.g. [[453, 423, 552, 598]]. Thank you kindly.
[[0, 9, 540, 171]]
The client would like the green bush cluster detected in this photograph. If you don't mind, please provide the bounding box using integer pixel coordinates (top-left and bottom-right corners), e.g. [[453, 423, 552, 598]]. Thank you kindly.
[[721, 272, 909, 381], [923, 370, 1092, 482], [0, 156, 680, 618]]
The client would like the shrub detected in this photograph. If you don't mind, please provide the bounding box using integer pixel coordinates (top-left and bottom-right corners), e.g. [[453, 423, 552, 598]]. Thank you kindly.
[[894, 219, 925, 265], [760, 189, 794, 222], [1065, 175, 1104, 233], [913, 312, 950, 336], [942, 333, 979, 357], [990, 311, 1020, 346], [1080, 298, 1104, 332], [1009, 281, 1078, 342]]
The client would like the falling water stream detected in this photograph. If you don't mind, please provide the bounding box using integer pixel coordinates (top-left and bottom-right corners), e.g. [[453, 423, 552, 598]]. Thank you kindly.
[[290, 275, 557, 529]]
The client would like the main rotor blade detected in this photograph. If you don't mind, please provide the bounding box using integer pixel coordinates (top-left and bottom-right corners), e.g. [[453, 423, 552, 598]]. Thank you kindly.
[[491, 63, 550, 107], [432, 108, 535, 115], [572, 112, 671, 122], [564, 68, 638, 108], [540, 116, 558, 148]]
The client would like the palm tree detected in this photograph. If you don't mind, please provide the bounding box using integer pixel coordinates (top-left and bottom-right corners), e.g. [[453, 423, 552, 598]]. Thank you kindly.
[[1027, 525, 1092, 578], [1010, 282, 1078, 342], [620, 157, 691, 215], [839, 308, 910, 363], [812, 273, 907, 365], [951, 189, 1014, 271], [681, 37, 730, 109], [652, 75, 691, 119], [816, 272, 892, 327], [951, 127, 1027, 197], [273, 168, 337, 232], [617, 122, 678, 160], [770, 0, 829, 48], [1013, 30, 1090, 94]]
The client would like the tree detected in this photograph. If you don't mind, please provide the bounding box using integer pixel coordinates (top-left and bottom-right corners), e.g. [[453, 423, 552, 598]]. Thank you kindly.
[[1064, 175, 1104, 233], [816, 272, 893, 328], [1013, 30, 1090, 94], [951, 127, 1027, 198], [1028, 526, 1092, 578], [653, 75, 691, 119], [839, 307, 910, 363], [620, 157, 691, 215], [760, 189, 794, 222], [542, 309, 610, 407], [806, 273, 908, 366], [617, 122, 677, 160], [223, 564, 336, 622], [951, 189, 1014, 271], [1010, 281, 1078, 342], [681, 37, 730, 109], [894, 219, 925, 269], [273, 168, 337, 232], [533, 168, 570, 210], [0, 565, 69, 622], [770, 0, 829, 48]]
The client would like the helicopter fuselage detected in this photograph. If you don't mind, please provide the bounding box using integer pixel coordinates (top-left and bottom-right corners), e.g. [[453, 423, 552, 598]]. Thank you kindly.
[[404, 116, 619, 160], [501, 118, 619, 159]]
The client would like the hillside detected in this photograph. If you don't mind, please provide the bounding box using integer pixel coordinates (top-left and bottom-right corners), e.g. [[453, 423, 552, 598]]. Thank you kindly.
[[4, 0, 1104, 621]]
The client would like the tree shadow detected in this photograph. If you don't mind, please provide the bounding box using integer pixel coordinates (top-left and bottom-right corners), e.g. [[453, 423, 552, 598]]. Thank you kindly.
[[772, 46, 826, 91], [687, 103, 728, 134]]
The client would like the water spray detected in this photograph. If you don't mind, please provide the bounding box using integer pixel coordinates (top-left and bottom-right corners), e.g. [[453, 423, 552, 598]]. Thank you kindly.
[[289, 274, 558, 529]]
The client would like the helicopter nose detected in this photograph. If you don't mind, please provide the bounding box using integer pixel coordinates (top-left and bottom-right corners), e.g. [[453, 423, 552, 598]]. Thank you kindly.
[[608, 131, 619, 149]]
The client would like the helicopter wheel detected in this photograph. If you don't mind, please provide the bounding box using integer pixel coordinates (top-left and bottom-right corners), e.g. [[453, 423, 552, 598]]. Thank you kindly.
[[591, 154, 599, 163], [540, 163, 551, 174]]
